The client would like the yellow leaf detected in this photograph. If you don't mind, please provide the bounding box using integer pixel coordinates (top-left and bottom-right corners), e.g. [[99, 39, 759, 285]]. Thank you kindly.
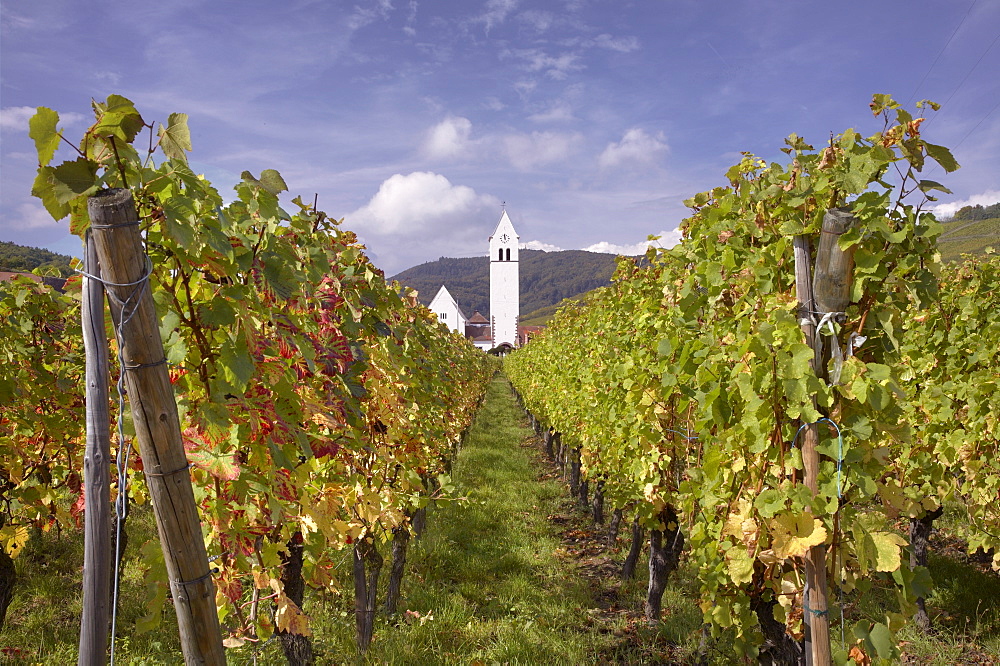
[[274, 594, 312, 636], [770, 513, 827, 560], [299, 513, 319, 535], [0, 524, 30, 558], [726, 546, 754, 584], [722, 500, 752, 539], [870, 532, 908, 572], [253, 570, 272, 590]]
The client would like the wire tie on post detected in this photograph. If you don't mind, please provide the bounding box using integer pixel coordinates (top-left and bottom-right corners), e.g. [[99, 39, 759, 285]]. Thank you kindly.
[[803, 600, 830, 617], [146, 462, 193, 478], [91, 220, 142, 229], [123, 358, 168, 371], [172, 571, 214, 588]]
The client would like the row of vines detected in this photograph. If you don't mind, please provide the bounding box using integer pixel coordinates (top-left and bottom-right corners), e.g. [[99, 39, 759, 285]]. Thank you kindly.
[[506, 95, 1000, 664], [0, 95, 498, 661]]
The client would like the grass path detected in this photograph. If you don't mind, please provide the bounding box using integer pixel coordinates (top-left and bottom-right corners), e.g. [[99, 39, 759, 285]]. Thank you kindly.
[[324, 372, 620, 663]]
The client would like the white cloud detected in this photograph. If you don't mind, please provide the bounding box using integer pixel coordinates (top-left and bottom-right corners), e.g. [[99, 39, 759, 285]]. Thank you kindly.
[[482, 97, 506, 111], [592, 34, 640, 52], [930, 189, 1000, 219], [94, 70, 122, 86], [475, 0, 518, 33], [507, 48, 582, 79], [513, 80, 537, 98], [517, 9, 554, 33], [7, 201, 64, 229], [582, 229, 683, 255], [0, 106, 38, 130], [347, 0, 394, 30], [423, 116, 473, 159], [528, 103, 575, 123], [349, 172, 498, 235], [598, 128, 668, 168], [521, 239, 563, 251], [403, 0, 418, 35], [0, 106, 84, 131], [504, 131, 580, 170]]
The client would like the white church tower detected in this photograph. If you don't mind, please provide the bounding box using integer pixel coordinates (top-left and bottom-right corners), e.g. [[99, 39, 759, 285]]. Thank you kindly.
[[489, 209, 519, 348]]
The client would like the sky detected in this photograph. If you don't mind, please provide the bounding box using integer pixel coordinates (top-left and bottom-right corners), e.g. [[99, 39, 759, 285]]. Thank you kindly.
[[1, 0, 998, 276]]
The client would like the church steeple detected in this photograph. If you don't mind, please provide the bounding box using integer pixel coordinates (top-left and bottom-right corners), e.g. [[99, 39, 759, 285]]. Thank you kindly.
[[489, 209, 519, 348], [489, 210, 519, 263]]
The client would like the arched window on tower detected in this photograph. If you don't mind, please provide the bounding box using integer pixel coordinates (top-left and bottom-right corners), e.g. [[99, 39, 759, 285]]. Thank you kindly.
[[498, 248, 503, 261], [506, 248, 511, 261]]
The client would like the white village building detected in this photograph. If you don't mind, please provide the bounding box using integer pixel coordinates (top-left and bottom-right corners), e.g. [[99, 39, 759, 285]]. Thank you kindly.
[[427, 285, 468, 335], [429, 210, 521, 351]]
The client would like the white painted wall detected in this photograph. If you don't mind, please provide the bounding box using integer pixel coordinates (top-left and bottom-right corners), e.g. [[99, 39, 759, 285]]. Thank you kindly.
[[427, 285, 468, 335]]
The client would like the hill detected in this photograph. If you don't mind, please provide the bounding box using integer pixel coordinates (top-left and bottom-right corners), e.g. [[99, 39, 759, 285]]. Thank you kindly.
[[938, 204, 999, 262], [391, 249, 630, 322], [0, 241, 75, 277]]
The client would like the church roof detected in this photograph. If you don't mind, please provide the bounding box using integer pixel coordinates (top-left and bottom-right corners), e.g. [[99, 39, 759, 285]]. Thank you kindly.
[[0, 271, 67, 292], [467, 310, 489, 324], [488, 210, 518, 241], [428, 285, 468, 320]]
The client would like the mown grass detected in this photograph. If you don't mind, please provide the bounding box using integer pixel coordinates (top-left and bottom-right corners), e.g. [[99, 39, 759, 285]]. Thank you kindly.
[[1, 505, 181, 664], [3, 374, 999, 664]]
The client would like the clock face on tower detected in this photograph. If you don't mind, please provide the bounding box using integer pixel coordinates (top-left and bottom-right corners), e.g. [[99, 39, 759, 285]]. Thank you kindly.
[[499, 233, 509, 243]]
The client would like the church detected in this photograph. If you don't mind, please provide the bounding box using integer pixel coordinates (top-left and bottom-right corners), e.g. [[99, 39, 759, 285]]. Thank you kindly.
[[428, 210, 534, 352]]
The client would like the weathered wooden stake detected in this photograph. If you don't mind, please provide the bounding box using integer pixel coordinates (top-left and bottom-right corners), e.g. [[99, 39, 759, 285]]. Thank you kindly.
[[812, 208, 856, 316], [793, 233, 830, 666], [795, 209, 857, 665], [79, 231, 113, 666], [88, 189, 225, 665]]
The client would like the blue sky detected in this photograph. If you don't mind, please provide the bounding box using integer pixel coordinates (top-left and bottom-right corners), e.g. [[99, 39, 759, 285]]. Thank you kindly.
[[2, 0, 998, 275]]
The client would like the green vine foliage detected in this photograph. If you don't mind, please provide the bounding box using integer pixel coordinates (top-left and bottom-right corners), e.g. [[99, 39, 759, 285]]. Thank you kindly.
[[508, 94, 968, 662], [12, 94, 498, 645], [899, 254, 1000, 564], [0, 275, 85, 555]]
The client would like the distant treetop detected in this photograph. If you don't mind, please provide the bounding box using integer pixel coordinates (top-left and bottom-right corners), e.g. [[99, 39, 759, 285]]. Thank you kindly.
[[951, 202, 1000, 222]]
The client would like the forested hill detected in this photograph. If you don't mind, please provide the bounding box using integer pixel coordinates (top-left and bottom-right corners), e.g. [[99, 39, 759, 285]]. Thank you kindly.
[[391, 249, 633, 320], [0, 241, 75, 277]]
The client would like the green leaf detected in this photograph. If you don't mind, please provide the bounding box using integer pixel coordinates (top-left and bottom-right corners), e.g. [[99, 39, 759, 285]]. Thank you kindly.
[[261, 251, 298, 301], [220, 338, 254, 393], [917, 180, 952, 195], [49, 158, 100, 204], [258, 169, 288, 195], [157, 112, 192, 162], [866, 363, 892, 382], [754, 488, 786, 518], [924, 142, 959, 173], [92, 95, 145, 143], [868, 622, 895, 658], [31, 168, 70, 220], [29, 107, 61, 167]]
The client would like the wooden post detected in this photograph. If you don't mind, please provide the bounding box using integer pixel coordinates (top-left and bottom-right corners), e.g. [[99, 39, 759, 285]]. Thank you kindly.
[[795, 209, 856, 665], [88, 189, 226, 665], [813, 208, 856, 316], [793, 234, 830, 666], [79, 232, 113, 665]]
